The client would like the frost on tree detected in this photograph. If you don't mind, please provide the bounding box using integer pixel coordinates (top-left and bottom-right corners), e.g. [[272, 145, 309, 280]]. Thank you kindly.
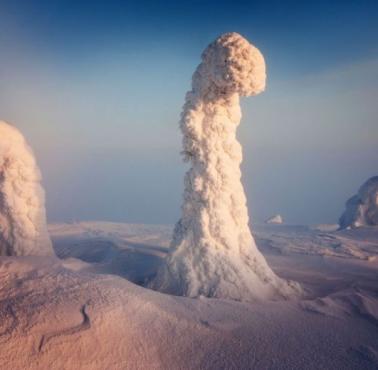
[[0, 121, 54, 256], [339, 176, 378, 229], [151, 33, 301, 301]]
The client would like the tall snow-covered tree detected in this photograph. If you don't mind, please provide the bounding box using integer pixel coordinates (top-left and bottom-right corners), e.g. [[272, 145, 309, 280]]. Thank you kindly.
[[0, 121, 54, 256], [151, 33, 301, 301]]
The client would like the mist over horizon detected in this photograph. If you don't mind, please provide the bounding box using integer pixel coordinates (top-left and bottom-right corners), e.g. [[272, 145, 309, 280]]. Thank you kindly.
[[1, 0, 377, 226]]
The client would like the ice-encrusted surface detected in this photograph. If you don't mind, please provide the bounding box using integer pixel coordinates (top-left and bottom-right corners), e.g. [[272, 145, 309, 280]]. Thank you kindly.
[[150, 33, 300, 302], [0, 121, 53, 256], [340, 176, 378, 229]]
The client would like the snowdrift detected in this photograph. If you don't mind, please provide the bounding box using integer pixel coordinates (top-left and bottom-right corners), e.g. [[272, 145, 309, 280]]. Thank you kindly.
[[0, 247, 377, 370]]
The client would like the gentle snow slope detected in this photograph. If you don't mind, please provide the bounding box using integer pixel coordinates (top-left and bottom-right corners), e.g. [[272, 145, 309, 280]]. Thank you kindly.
[[0, 222, 377, 369], [0, 254, 377, 370]]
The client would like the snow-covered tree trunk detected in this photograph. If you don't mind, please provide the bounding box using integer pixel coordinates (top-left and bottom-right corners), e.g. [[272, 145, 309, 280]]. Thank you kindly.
[[0, 121, 54, 256], [151, 33, 301, 301]]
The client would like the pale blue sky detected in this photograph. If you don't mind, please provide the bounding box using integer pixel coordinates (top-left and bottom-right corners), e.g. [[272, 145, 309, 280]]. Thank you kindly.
[[0, 0, 377, 224]]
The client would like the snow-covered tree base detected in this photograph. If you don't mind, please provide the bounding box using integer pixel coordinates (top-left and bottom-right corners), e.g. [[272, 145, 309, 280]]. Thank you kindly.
[[150, 33, 301, 302], [0, 121, 54, 256], [152, 232, 302, 301]]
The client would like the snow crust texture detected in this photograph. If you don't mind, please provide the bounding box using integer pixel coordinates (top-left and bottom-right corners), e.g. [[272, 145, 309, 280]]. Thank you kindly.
[[0, 121, 53, 256], [339, 176, 378, 229], [1, 253, 377, 370], [150, 33, 301, 301]]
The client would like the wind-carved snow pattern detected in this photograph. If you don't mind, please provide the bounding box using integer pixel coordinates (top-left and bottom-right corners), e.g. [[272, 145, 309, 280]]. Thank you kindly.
[[150, 33, 302, 301], [339, 176, 378, 229], [0, 121, 54, 256]]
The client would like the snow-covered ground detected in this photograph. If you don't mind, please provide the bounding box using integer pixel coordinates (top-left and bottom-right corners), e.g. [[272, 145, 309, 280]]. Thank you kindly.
[[0, 222, 377, 369]]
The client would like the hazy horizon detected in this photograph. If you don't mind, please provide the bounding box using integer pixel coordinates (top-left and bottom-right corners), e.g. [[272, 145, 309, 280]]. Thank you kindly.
[[1, 0, 377, 225]]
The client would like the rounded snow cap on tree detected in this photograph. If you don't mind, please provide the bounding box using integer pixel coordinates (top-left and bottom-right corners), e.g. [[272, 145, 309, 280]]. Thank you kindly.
[[0, 121, 25, 145], [195, 32, 266, 96]]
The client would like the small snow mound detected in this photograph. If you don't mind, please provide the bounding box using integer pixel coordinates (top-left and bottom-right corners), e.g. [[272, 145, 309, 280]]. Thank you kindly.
[[339, 176, 378, 229], [0, 121, 54, 256], [265, 215, 283, 224]]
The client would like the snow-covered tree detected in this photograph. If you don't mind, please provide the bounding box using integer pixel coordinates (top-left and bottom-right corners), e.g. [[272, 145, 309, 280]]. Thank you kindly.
[[151, 33, 301, 301], [0, 121, 54, 256], [339, 176, 378, 229]]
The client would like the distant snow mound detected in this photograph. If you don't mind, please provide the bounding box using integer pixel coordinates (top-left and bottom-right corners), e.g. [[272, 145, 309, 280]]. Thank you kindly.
[[265, 215, 283, 224], [150, 33, 302, 302], [339, 176, 378, 229], [0, 121, 54, 256]]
